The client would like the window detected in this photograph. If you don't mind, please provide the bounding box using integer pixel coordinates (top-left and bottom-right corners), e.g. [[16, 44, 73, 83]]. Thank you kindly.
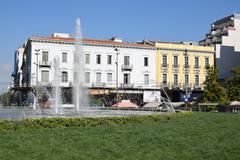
[[62, 52, 67, 63], [185, 75, 189, 85], [41, 70, 49, 82], [174, 74, 178, 85], [195, 57, 199, 68], [96, 72, 101, 85], [124, 56, 130, 66], [96, 55, 101, 64], [173, 56, 178, 67], [85, 72, 90, 83], [42, 51, 49, 62], [205, 57, 209, 67], [184, 56, 189, 68], [107, 73, 112, 83], [144, 57, 148, 66], [62, 72, 68, 82], [123, 73, 130, 84], [163, 74, 167, 84], [162, 55, 167, 67], [85, 54, 90, 64], [107, 55, 112, 65], [144, 74, 149, 85], [195, 75, 199, 86]]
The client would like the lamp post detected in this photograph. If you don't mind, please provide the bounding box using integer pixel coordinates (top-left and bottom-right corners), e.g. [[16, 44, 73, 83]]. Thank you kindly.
[[34, 49, 40, 105], [183, 49, 188, 108], [114, 48, 120, 104]]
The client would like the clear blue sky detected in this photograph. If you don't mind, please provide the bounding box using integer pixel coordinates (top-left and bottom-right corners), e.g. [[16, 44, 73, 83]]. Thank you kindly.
[[0, 0, 240, 92]]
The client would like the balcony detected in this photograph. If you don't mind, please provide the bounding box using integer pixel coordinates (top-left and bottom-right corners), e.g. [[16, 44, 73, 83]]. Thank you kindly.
[[121, 64, 133, 71], [39, 61, 51, 67], [172, 64, 180, 73], [172, 64, 179, 68], [172, 83, 181, 89], [193, 84, 202, 90], [183, 83, 192, 89], [194, 65, 201, 69], [161, 64, 169, 73], [184, 65, 190, 69], [161, 64, 169, 68], [161, 82, 170, 88], [120, 83, 134, 88]]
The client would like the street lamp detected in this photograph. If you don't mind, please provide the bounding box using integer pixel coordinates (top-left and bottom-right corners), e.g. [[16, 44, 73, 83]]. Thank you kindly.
[[114, 48, 120, 104], [183, 49, 188, 108], [34, 49, 40, 103]]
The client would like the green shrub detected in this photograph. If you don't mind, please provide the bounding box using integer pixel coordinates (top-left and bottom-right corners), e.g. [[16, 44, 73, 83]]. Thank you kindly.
[[0, 112, 192, 132]]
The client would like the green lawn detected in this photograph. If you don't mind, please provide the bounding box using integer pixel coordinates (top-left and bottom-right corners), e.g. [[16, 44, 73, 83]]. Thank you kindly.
[[0, 112, 239, 160]]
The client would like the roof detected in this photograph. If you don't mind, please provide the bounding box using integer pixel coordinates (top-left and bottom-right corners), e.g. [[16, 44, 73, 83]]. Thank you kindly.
[[212, 13, 240, 26], [29, 36, 155, 49]]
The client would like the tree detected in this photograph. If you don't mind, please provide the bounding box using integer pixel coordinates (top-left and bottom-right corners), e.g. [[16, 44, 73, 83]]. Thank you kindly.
[[226, 66, 240, 101], [0, 92, 11, 106], [202, 66, 229, 105]]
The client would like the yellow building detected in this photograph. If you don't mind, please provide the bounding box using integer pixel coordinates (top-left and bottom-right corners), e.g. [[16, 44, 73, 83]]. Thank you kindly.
[[154, 42, 214, 90]]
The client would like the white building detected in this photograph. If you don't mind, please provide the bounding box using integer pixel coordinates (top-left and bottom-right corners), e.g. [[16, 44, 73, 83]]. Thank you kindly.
[[21, 33, 156, 90], [200, 13, 240, 79]]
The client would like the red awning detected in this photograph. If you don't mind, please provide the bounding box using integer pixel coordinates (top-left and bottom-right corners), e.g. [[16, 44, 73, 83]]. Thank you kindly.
[[112, 101, 139, 108]]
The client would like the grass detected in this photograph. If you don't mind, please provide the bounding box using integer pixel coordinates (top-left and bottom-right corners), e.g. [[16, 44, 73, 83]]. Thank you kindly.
[[0, 112, 239, 160]]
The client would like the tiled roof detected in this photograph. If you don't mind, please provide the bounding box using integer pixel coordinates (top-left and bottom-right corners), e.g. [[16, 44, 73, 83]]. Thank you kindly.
[[30, 36, 155, 49]]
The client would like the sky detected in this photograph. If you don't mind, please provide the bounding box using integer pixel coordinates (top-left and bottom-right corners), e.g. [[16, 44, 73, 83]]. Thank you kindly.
[[0, 0, 240, 92]]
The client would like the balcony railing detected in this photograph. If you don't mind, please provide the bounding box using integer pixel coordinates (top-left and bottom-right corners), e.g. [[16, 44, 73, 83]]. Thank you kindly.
[[184, 65, 190, 69], [182, 83, 192, 89], [172, 83, 181, 89], [193, 84, 202, 90], [39, 61, 51, 67], [194, 65, 201, 69], [121, 64, 133, 71], [161, 64, 169, 68], [120, 83, 134, 88], [161, 82, 170, 88], [172, 64, 180, 68]]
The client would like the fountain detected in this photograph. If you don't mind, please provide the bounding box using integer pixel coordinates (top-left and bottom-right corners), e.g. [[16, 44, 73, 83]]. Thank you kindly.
[[73, 18, 89, 111], [0, 18, 175, 120], [52, 56, 62, 114]]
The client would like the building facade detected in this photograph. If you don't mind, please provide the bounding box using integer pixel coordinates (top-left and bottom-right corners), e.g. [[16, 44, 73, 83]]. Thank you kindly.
[[13, 33, 214, 103], [155, 42, 214, 90], [21, 33, 156, 91], [200, 13, 240, 79]]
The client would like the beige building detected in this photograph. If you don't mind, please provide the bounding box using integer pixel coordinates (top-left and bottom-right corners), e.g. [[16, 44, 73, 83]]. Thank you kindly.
[[154, 41, 214, 90]]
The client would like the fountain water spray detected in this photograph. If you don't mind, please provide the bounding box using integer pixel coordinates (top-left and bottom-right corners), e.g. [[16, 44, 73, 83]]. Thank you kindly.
[[73, 18, 89, 111], [52, 56, 61, 114]]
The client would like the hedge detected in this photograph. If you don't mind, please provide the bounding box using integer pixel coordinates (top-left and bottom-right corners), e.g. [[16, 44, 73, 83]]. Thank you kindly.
[[0, 112, 192, 132]]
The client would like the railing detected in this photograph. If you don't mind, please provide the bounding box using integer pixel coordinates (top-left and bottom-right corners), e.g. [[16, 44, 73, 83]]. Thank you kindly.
[[184, 65, 191, 69], [120, 83, 134, 88], [39, 61, 51, 67], [172, 64, 180, 68], [194, 65, 201, 69], [172, 83, 181, 89], [182, 83, 192, 89], [161, 64, 169, 68], [160, 82, 171, 88], [193, 84, 202, 90], [121, 64, 133, 70]]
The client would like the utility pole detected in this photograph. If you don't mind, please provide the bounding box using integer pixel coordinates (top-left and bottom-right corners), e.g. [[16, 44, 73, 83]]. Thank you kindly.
[[114, 48, 120, 104]]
